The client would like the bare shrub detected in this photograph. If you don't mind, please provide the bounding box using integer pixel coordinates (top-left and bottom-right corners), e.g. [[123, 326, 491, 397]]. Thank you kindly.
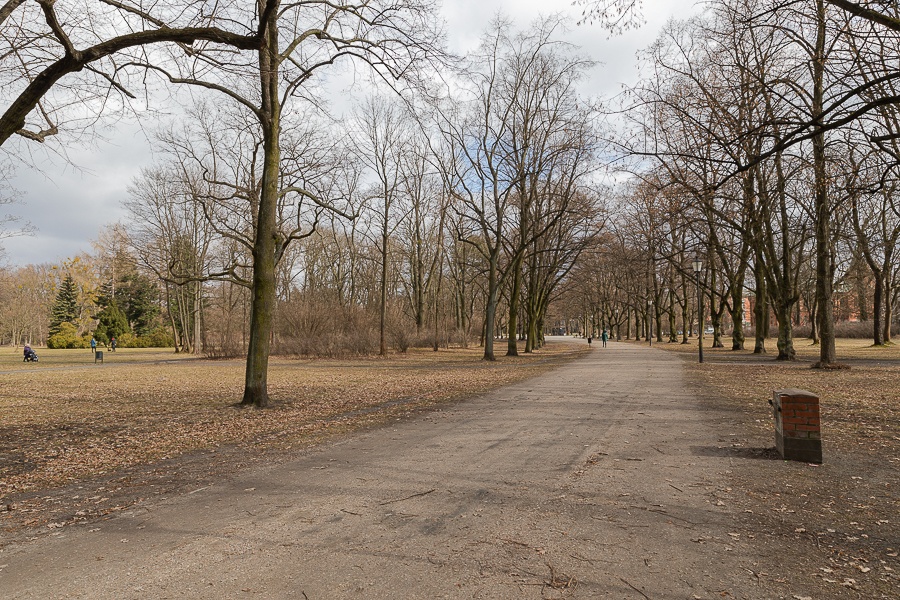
[[834, 320, 882, 340], [777, 321, 877, 341], [275, 294, 379, 357], [386, 303, 414, 352], [204, 340, 246, 359]]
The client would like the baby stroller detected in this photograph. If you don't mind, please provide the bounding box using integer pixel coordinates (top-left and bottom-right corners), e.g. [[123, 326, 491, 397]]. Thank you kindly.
[[23, 345, 38, 362]]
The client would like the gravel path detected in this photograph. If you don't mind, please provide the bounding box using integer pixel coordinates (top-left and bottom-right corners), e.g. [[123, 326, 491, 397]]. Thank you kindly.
[[1, 340, 797, 599]]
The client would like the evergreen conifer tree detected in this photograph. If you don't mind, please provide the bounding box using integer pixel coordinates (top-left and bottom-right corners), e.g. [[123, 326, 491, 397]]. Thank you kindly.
[[49, 274, 79, 337], [94, 301, 131, 344]]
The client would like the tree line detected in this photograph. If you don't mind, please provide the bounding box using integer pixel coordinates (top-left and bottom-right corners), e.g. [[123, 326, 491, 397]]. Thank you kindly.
[[559, 0, 900, 365], [1, 8, 605, 407], [4, 0, 900, 407], [0, 228, 170, 349]]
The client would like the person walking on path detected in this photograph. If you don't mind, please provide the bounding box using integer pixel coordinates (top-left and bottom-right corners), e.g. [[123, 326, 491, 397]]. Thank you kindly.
[[90, 336, 97, 355], [111, 337, 117, 352], [601, 329, 609, 347]]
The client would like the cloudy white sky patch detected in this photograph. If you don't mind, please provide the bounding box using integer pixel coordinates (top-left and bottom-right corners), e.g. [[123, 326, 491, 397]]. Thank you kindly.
[[3, 0, 690, 267]]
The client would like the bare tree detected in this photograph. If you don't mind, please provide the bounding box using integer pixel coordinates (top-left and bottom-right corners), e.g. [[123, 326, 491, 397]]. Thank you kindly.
[[2, 1, 441, 406]]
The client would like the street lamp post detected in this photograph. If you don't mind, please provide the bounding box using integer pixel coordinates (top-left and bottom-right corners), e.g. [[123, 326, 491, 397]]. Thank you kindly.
[[692, 257, 704, 363]]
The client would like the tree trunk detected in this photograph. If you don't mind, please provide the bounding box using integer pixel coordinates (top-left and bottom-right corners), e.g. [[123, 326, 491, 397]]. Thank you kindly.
[[812, 0, 837, 368], [753, 257, 767, 354], [809, 295, 819, 344], [668, 291, 677, 343], [241, 16, 280, 408], [483, 251, 500, 361], [872, 275, 884, 346], [884, 262, 894, 343], [432, 247, 443, 352], [380, 214, 389, 356], [165, 283, 182, 353], [506, 253, 523, 356], [774, 301, 796, 360], [655, 303, 663, 343], [730, 288, 745, 351], [193, 280, 203, 355]]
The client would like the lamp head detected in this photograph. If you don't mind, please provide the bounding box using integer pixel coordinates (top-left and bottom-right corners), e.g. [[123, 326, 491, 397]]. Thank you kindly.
[[692, 258, 704, 273]]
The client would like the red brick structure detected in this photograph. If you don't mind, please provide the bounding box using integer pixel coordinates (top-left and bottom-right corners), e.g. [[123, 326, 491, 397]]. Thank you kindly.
[[772, 389, 822, 463]]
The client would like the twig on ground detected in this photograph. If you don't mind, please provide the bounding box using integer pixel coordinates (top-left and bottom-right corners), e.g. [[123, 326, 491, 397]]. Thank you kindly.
[[378, 488, 436, 505], [499, 538, 531, 548], [619, 577, 651, 599], [570, 552, 596, 564]]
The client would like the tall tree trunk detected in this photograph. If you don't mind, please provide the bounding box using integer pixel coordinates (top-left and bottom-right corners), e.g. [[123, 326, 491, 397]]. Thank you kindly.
[[809, 294, 819, 344], [165, 283, 182, 353], [483, 251, 500, 361], [506, 253, 523, 356], [380, 213, 389, 356], [884, 262, 894, 343], [812, 0, 837, 368], [774, 300, 796, 360], [754, 257, 767, 354], [655, 302, 663, 343], [193, 281, 203, 355], [872, 275, 884, 346], [432, 245, 443, 352], [241, 16, 280, 408], [729, 289, 745, 350], [415, 219, 426, 336], [668, 290, 677, 343]]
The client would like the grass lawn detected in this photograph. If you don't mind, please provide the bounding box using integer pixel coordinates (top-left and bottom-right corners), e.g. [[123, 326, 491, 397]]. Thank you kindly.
[[644, 336, 900, 454], [645, 335, 900, 596], [1, 342, 587, 532]]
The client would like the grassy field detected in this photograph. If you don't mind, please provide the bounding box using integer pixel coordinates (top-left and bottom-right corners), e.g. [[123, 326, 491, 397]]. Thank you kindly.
[[1, 346, 197, 369], [647, 335, 900, 596], [646, 336, 900, 452], [640, 336, 900, 453], [0, 343, 588, 525]]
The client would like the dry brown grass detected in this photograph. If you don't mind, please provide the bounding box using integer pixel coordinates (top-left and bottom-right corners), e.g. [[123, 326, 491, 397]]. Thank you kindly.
[[0, 343, 586, 517], [645, 336, 900, 453], [647, 336, 900, 597]]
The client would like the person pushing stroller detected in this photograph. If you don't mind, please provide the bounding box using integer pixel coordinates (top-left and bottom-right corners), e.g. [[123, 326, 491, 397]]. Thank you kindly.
[[23, 344, 38, 362]]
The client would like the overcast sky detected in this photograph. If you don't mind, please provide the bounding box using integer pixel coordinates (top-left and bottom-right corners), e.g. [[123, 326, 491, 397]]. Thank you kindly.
[[3, 0, 692, 267]]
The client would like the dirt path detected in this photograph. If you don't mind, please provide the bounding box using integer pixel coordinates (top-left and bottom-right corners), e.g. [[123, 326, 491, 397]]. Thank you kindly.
[[1, 341, 818, 599]]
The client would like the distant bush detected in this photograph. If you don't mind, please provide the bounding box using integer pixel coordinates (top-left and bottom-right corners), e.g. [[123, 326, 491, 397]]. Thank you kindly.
[[204, 339, 244, 359], [274, 294, 469, 356], [793, 321, 878, 340], [116, 332, 139, 348], [835, 320, 880, 339], [47, 322, 89, 349], [275, 294, 379, 357], [140, 327, 175, 348], [776, 321, 882, 341]]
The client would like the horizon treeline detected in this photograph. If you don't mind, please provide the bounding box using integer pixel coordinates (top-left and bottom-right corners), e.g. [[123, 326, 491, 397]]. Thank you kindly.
[[2, 2, 900, 372]]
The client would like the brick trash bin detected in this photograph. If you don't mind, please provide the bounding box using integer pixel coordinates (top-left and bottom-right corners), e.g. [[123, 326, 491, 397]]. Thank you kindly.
[[771, 389, 822, 464]]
